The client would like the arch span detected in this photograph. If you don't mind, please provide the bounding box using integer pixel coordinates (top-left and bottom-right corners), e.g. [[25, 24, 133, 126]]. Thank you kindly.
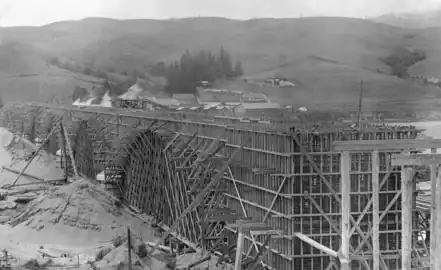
[[118, 128, 230, 247]]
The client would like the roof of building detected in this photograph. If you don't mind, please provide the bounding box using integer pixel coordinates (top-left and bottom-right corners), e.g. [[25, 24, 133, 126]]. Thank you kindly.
[[241, 102, 281, 109], [154, 98, 180, 106], [198, 91, 242, 103], [172, 94, 199, 105], [242, 93, 270, 103]]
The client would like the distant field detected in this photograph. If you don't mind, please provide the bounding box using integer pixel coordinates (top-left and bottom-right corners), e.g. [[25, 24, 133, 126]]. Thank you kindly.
[[0, 68, 103, 104], [218, 57, 441, 110], [0, 40, 103, 104], [1, 17, 441, 109]]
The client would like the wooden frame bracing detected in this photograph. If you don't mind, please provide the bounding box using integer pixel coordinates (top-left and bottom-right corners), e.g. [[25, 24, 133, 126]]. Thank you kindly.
[[3, 103, 433, 270]]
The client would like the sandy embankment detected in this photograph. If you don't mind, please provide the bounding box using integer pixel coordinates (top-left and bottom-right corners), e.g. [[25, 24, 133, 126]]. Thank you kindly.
[[0, 127, 164, 268], [0, 125, 232, 269]]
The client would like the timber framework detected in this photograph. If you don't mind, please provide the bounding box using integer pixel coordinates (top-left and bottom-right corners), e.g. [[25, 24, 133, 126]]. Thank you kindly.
[[1, 103, 440, 270]]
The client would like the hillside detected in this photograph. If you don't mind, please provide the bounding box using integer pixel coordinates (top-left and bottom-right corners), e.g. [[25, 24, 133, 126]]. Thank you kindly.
[[1, 17, 441, 108], [0, 39, 104, 103], [406, 27, 441, 78], [218, 57, 441, 108], [372, 9, 441, 29]]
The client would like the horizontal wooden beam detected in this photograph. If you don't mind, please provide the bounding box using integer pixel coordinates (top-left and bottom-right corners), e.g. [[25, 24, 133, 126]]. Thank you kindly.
[[332, 139, 441, 151], [294, 232, 338, 258], [392, 154, 441, 166]]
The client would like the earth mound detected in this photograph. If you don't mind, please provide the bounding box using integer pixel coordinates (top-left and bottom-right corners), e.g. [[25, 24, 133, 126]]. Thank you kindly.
[[9, 179, 123, 232]]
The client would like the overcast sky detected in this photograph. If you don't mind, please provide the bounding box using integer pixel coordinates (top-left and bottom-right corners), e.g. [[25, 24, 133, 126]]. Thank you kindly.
[[0, 0, 440, 27]]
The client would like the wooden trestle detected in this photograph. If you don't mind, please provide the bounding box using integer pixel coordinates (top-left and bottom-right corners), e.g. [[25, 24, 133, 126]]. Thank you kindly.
[[2, 103, 439, 270]]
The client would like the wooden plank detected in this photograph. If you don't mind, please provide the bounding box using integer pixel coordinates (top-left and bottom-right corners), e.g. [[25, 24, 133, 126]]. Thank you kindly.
[[246, 235, 272, 270], [392, 153, 441, 166], [2, 166, 44, 182], [234, 226, 245, 270], [206, 208, 237, 215], [147, 138, 248, 257], [401, 167, 413, 270], [372, 150, 380, 270], [9, 119, 62, 188], [340, 151, 351, 270], [430, 151, 437, 270], [436, 165, 441, 270], [294, 232, 338, 258], [332, 139, 441, 151]]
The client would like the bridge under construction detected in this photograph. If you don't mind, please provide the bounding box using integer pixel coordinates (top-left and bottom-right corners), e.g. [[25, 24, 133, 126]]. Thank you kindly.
[[1, 102, 440, 270]]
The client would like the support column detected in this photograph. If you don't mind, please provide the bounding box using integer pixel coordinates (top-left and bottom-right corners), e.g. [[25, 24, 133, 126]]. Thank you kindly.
[[436, 166, 441, 270], [401, 167, 413, 270], [371, 150, 380, 270], [340, 151, 351, 270], [234, 226, 245, 270], [430, 163, 437, 269]]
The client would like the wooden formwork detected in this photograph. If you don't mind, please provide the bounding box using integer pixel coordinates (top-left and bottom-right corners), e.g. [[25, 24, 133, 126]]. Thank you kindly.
[[2, 103, 431, 270]]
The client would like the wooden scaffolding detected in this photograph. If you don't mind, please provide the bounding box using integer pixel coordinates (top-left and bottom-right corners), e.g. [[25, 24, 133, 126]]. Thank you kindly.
[[2, 103, 438, 270]]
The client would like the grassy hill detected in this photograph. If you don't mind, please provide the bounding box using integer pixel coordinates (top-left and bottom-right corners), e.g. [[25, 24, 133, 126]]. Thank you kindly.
[[217, 56, 441, 109], [1, 16, 441, 109], [0, 39, 104, 103], [406, 27, 441, 78]]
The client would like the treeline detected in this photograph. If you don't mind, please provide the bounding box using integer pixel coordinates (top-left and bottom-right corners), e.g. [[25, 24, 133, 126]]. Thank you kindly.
[[380, 46, 427, 78], [48, 57, 148, 82], [149, 47, 244, 94]]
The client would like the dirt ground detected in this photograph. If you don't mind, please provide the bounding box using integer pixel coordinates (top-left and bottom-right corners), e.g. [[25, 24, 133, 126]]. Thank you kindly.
[[0, 126, 226, 269], [0, 127, 165, 269]]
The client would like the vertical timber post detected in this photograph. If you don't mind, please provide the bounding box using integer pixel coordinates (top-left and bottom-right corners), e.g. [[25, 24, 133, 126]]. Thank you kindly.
[[401, 166, 413, 270], [436, 165, 441, 270], [430, 161, 437, 269], [340, 151, 351, 270], [234, 225, 245, 270], [60, 121, 69, 181], [127, 227, 132, 270], [333, 139, 441, 270], [371, 150, 380, 270]]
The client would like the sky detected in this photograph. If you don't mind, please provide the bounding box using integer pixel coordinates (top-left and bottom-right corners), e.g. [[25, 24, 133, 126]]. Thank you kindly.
[[0, 0, 440, 27]]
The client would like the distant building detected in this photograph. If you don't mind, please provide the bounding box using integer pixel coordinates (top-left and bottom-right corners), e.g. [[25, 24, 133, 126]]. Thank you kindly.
[[197, 88, 243, 105], [264, 78, 295, 88], [234, 102, 282, 118], [241, 93, 270, 103], [172, 93, 199, 105], [152, 98, 179, 107], [195, 81, 213, 88], [427, 77, 440, 84]]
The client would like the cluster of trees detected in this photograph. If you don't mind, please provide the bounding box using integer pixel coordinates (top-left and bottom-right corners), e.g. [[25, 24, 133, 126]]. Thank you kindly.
[[149, 48, 244, 94], [381, 46, 427, 78], [50, 57, 111, 80], [53, 47, 245, 98]]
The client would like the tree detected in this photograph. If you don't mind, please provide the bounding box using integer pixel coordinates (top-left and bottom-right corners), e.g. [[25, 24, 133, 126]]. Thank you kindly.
[[233, 61, 244, 77], [219, 47, 233, 77], [161, 48, 243, 94], [150, 62, 167, 76], [72, 86, 88, 102]]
